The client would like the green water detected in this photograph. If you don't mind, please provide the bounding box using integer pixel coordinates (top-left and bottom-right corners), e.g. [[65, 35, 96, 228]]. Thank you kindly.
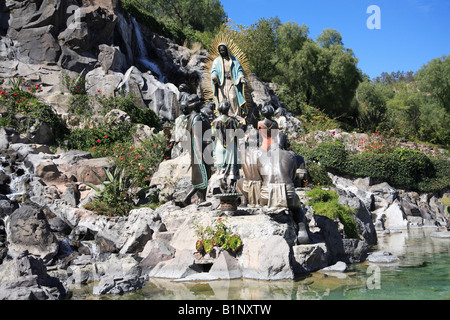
[[72, 228, 449, 300]]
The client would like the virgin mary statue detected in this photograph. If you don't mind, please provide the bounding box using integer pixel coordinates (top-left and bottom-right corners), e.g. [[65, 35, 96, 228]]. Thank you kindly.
[[210, 43, 246, 117]]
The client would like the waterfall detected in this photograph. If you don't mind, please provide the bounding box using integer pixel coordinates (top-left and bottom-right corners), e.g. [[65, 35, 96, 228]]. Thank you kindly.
[[131, 17, 166, 83], [0, 156, 33, 202]]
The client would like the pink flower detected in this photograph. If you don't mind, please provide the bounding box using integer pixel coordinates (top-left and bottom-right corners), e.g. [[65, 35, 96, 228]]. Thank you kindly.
[[97, 139, 101, 143]]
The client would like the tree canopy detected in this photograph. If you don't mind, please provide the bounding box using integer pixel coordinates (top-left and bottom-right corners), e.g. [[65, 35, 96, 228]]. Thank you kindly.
[[132, 0, 227, 32]]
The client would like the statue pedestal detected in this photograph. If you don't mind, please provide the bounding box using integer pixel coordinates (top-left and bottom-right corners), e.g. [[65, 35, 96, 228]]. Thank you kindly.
[[214, 193, 243, 216]]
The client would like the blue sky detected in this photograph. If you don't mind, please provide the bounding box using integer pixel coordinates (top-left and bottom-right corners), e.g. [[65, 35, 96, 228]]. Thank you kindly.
[[221, 0, 450, 79]]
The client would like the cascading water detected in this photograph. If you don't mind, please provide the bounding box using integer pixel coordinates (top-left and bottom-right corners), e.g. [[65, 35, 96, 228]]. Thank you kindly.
[[131, 17, 166, 83], [0, 156, 33, 202]]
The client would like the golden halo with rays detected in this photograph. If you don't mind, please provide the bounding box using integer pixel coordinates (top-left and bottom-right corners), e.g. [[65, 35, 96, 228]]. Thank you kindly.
[[201, 32, 252, 116]]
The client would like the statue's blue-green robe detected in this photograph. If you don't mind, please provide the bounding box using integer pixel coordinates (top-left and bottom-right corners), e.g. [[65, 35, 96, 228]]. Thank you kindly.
[[211, 45, 246, 116]]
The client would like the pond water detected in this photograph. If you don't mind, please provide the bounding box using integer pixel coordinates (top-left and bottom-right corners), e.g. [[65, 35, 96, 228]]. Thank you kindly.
[[71, 227, 449, 300]]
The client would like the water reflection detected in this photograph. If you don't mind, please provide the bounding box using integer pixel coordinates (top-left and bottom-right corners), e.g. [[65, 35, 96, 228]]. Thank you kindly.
[[72, 228, 450, 300]]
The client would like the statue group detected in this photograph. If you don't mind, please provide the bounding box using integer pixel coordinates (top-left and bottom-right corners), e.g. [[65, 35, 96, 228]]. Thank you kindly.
[[172, 37, 307, 226]]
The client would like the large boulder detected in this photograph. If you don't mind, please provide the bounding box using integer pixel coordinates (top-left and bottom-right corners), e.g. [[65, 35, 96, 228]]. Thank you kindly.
[[116, 66, 180, 121], [6, 205, 59, 263], [92, 253, 146, 295], [239, 235, 294, 280], [292, 243, 329, 274], [138, 239, 176, 274], [0, 252, 68, 300]]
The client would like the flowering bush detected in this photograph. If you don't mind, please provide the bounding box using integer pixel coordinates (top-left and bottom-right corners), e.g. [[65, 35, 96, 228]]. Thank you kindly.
[[61, 71, 87, 95], [0, 80, 68, 144], [360, 130, 399, 154], [65, 120, 135, 152], [107, 133, 170, 186]]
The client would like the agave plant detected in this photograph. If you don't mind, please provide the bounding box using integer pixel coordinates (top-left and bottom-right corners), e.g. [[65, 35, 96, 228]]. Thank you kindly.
[[9, 76, 23, 91], [84, 167, 149, 216]]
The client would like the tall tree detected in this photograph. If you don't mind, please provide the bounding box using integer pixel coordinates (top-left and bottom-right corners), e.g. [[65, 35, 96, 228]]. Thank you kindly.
[[415, 55, 450, 112], [234, 17, 281, 82], [316, 28, 343, 48], [274, 27, 361, 118]]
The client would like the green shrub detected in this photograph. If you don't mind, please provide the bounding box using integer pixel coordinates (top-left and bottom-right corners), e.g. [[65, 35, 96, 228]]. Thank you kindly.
[[291, 137, 448, 192], [305, 161, 333, 187], [83, 167, 149, 216], [297, 140, 348, 175], [0, 85, 69, 146], [98, 95, 161, 130], [416, 157, 450, 192], [307, 188, 359, 239], [307, 187, 338, 203], [311, 140, 348, 174], [108, 133, 170, 186], [65, 120, 135, 152], [346, 148, 435, 190]]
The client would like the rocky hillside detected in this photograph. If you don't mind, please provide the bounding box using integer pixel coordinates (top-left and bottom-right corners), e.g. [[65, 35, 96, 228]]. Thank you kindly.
[[1, 0, 201, 120]]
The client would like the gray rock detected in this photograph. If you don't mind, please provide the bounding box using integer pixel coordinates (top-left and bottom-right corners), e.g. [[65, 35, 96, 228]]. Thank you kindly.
[[58, 46, 97, 73], [336, 188, 377, 245], [309, 214, 347, 264], [367, 250, 400, 263], [320, 261, 347, 272], [342, 239, 369, 263], [292, 243, 329, 274], [117, 208, 162, 254], [241, 235, 294, 280], [93, 274, 147, 295], [138, 239, 176, 274], [92, 253, 147, 295], [117, 66, 180, 121], [60, 182, 80, 207], [208, 249, 242, 280], [98, 44, 128, 73], [0, 196, 19, 217], [297, 222, 310, 244], [149, 249, 203, 279], [8, 25, 61, 64], [0, 252, 68, 300], [6, 205, 59, 263], [85, 67, 124, 97], [8, 143, 52, 160]]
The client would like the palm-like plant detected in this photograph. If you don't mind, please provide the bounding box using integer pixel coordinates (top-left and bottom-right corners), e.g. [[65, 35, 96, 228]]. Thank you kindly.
[[84, 167, 149, 216]]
